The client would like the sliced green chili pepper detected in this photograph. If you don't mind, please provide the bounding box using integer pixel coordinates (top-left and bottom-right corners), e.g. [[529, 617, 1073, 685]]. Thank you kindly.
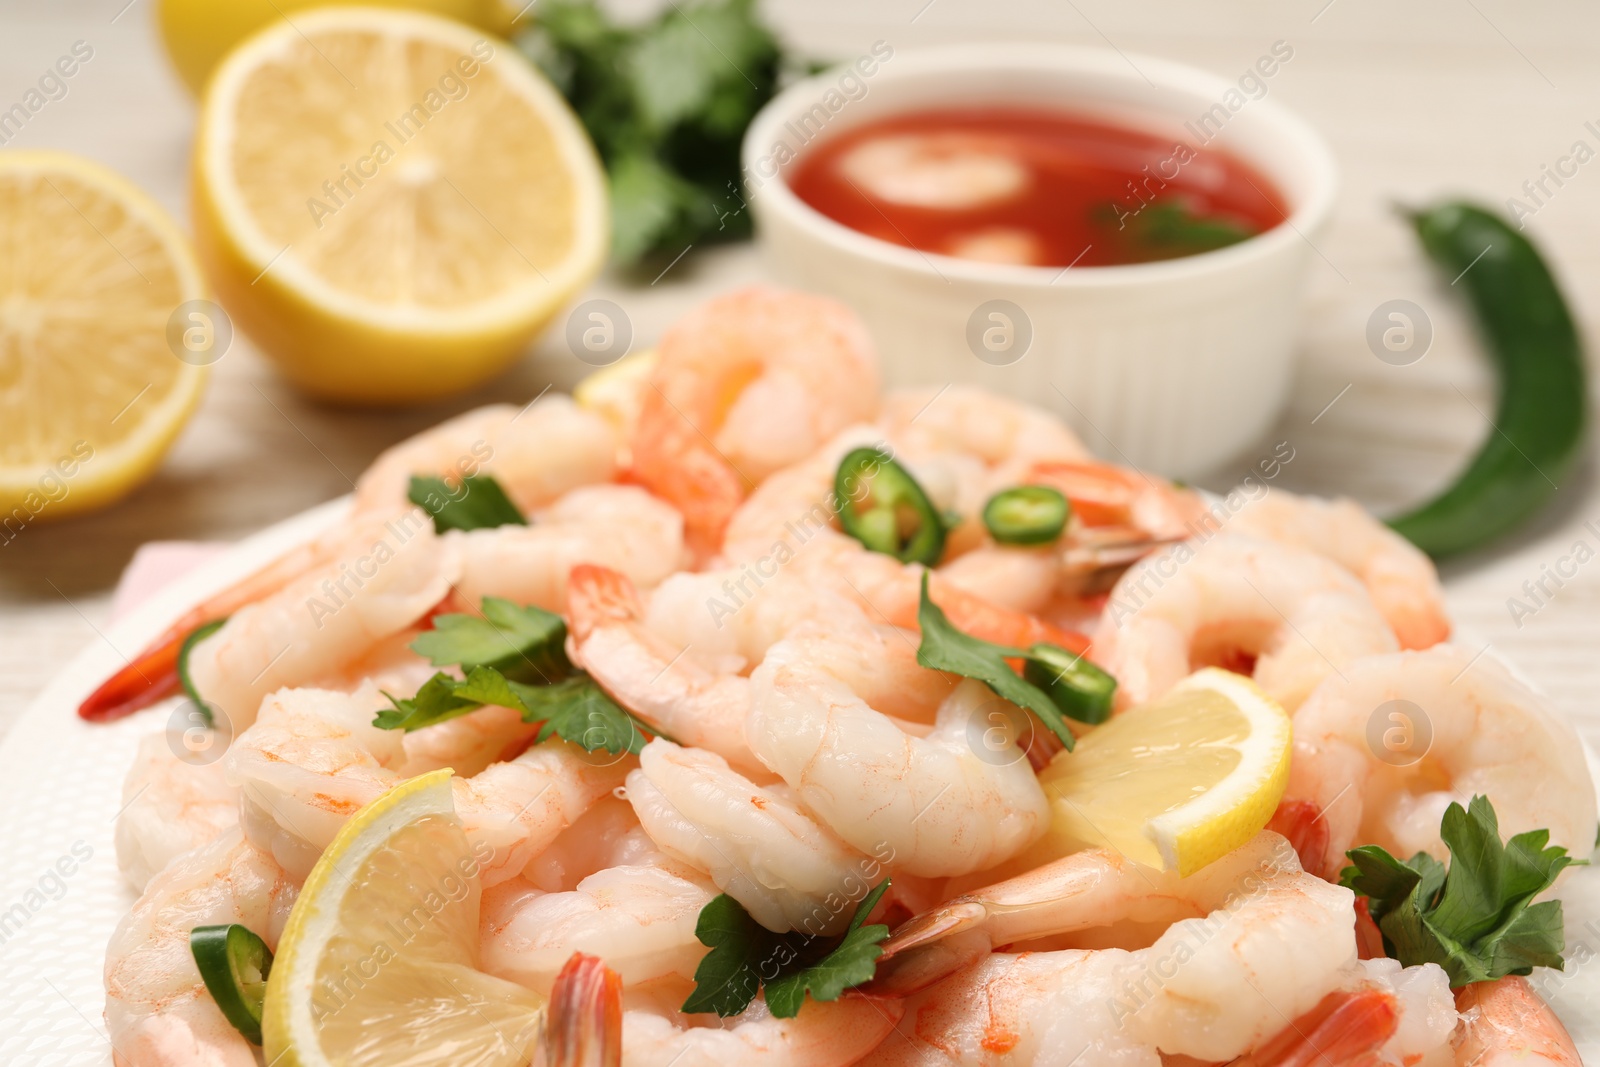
[[834, 447, 946, 565], [1022, 643, 1116, 725], [1388, 202, 1587, 558], [983, 486, 1070, 545], [177, 618, 228, 727], [191, 924, 274, 1045]]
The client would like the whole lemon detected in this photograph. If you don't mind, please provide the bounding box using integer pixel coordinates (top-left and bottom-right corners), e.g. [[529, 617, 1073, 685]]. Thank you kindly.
[[157, 0, 519, 95]]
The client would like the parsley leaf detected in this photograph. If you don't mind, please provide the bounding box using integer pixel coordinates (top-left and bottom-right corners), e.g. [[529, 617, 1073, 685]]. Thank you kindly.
[[411, 597, 570, 684], [375, 667, 651, 756], [682, 880, 891, 1018], [1340, 795, 1582, 987], [408, 474, 526, 533], [915, 574, 1078, 749], [518, 0, 784, 268]]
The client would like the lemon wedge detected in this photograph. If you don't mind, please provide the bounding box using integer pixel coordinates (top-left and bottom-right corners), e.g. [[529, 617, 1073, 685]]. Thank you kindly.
[[157, 0, 518, 96], [0, 151, 209, 522], [1036, 668, 1292, 876], [194, 8, 607, 404], [574, 348, 657, 451], [263, 769, 543, 1067]]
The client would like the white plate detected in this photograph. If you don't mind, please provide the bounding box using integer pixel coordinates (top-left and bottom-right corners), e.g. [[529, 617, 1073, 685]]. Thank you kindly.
[[0, 494, 1596, 1065]]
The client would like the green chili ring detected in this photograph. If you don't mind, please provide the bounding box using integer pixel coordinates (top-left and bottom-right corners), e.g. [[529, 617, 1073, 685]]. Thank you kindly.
[[177, 618, 228, 727], [834, 447, 947, 565], [1022, 643, 1116, 725], [983, 486, 1071, 545], [190, 923, 274, 1045]]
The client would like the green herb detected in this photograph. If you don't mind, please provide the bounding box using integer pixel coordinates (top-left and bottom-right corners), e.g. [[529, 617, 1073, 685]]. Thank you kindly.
[[519, 0, 785, 267], [376, 667, 650, 755], [412, 597, 570, 684], [682, 879, 891, 1018], [177, 618, 228, 727], [915, 574, 1082, 748], [408, 474, 527, 533], [1099, 198, 1254, 262], [1340, 795, 1583, 987]]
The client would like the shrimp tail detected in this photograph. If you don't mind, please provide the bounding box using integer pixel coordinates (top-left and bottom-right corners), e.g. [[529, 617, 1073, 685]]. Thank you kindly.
[[1229, 989, 1399, 1067], [77, 627, 189, 721], [1454, 975, 1582, 1067], [566, 563, 643, 643], [864, 927, 993, 999], [1267, 799, 1335, 881], [539, 953, 622, 1067]]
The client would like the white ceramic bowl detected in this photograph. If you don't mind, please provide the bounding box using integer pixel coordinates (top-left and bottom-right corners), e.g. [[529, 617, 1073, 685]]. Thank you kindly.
[[742, 43, 1338, 477]]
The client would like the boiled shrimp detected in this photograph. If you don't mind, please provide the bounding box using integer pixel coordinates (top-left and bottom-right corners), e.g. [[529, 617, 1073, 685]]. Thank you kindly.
[[566, 564, 955, 777], [224, 684, 628, 883], [866, 833, 1360, 1065], [354, 396, 618, 517], [1095, 533, 1400, 712], [749, 628, 1049, 878], [1228, 491, 1451, 651], [114, 733, 240, 893], [183, 511, 456, 732], [631, 286, 881, 553], [450, 484, 686, 614], [1275, 645, 1597, 880], [543, 955, 903, 1067], [104, 830, 297, 1067], [80, 396, 619, 723], [626, 739, 883, 935]]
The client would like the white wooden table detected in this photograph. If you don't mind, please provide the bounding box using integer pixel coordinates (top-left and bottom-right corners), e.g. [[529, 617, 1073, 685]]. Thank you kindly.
[[3, 0, 1598, 753]]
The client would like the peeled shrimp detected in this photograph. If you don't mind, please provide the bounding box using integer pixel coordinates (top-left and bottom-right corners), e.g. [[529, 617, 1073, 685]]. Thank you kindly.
[[544, 955, 903, 1067], [631, 286, 881, 552], [224, 684, 628, 884], [355, 396, 618, 517], [482, 864, 714, 995], [104, 830, 297, 1067], [1228, 491, 1451, 651], [868, 833, 1359, 1065], [185, 510, 456, 732], [1276, 645, 1598, 879], [115, 733, 240, 893], [566, 564, 954, 777], [749, 629, 1049, 878], [1096, 533, 1400, 712], [450, 485, 686, 614], [625, 739, 882, 936]]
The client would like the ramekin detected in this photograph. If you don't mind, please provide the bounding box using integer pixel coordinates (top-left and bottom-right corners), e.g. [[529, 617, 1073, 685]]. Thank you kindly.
[[741, 43, 1337, 477]]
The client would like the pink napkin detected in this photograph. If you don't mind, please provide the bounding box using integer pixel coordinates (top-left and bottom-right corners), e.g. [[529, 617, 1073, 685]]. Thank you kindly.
[[109, 542, 231, 624]]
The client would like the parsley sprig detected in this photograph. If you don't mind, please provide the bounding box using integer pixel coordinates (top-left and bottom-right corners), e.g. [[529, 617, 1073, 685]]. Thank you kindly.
[[374, 597, 659, 756], [1340, 795, 1584, 987], [408, 474, 526, 533], [915, 574, 1116, 748], [682, 880, 891, 1018]]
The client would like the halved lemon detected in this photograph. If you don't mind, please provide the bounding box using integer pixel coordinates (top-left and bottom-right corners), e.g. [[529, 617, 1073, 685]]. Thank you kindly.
[[194, 8, 607, 404], [0, 151, 209, 520], [157, 0, 518, 96], [263, 769, 543, 1067], [1036, 667, 1292, 876]]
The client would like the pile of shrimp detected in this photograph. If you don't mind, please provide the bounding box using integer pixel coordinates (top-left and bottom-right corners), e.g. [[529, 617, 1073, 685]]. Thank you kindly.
[[100, 286, 1596, 1067]]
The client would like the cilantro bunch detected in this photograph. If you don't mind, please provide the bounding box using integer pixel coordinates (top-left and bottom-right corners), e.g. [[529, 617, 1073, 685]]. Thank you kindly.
[[518, 0, 786, 267], [1341, 795, 1583, 987]]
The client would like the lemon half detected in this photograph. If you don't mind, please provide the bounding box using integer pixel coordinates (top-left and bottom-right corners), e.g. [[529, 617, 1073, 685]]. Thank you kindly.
[[263, 770, 543, 1067], [0, 151, 208, 521], [194, 8, 607, 403], [1037, 668, 1293, 876]]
